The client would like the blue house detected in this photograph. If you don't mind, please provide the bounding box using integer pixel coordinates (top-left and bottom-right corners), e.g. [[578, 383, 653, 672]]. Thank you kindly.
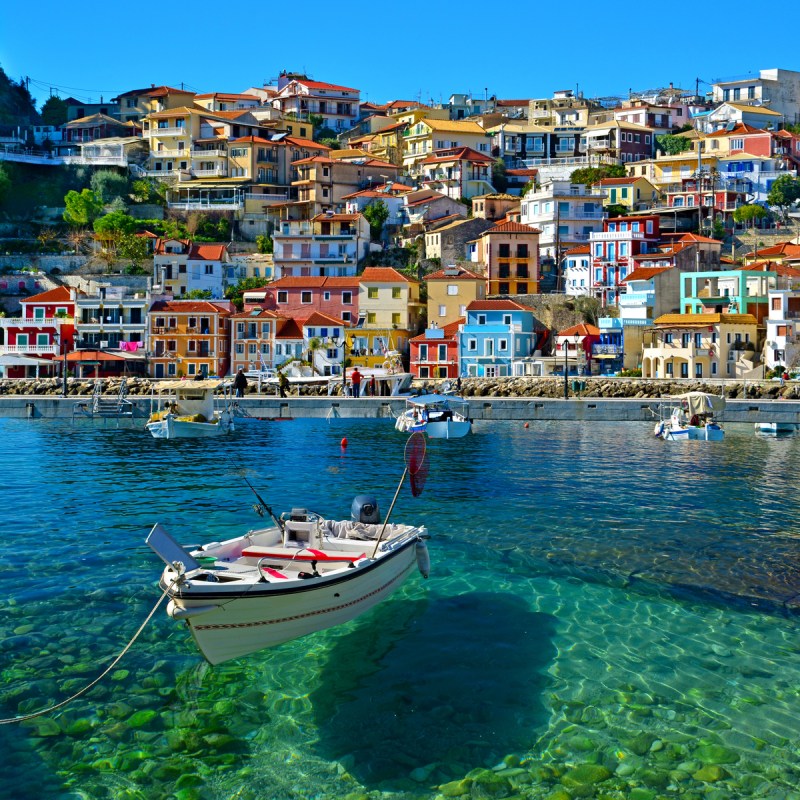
[[458, 299, 539, 377]]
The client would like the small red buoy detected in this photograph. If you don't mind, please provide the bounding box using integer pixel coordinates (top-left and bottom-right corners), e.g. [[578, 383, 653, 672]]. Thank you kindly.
[[341, 437, 348, 449], [524, 422, 529, 429]]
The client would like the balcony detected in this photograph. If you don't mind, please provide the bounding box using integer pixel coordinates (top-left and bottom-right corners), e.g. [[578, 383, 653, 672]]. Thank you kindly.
[[190, 167, 229, 178], [620, 290, 655, 306], [0, 316, 61, 328], [143, 169, 180, 177], [245, 192, 289, 202], [167, 199, 243, 210], [592, 343, 623, 355], [150, 149, 185, 159], [591, 231, 646, 241], [191, 149, 226, 158], [1, 344, 58, 354], [145, 127, 188, 138]]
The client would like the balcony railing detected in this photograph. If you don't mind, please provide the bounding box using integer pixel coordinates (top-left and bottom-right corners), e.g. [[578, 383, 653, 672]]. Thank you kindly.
[[1, 344, 58, 354], [190, 167, 229, 177], [145, 127, 188, 138], [592, 230, 646, 241], [0, 316, 61, 328], [150, 149, 185, 159], [191, 149, 226, 158], [245, 192, 289, 202]]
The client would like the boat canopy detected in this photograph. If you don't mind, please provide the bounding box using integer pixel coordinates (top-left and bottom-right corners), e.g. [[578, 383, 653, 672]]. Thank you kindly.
[[675, 391, 726, 415], [407, 393, 465, 407]]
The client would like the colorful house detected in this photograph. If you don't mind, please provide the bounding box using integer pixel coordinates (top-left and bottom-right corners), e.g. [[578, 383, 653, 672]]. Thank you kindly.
[[256, 276, 360, 324], [351, 267, 423, 367], [643, 313, 760, 379], [555, 323, 601, 375], [402, 118, 489, 175], [590, 215, 661, 306], [476, 220, 541, 296], [0, 286, 75, 378], [418, 146, 495, 200], [148, 299, 234, 378], [596, 176, 658, 211], [458, 299, 538, 378], [410, 319, 463, 379], [229, 308, 281, 375], [425, 264, 486, 328]]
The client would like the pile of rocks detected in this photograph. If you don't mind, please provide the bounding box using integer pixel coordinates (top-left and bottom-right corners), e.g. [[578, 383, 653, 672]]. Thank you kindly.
[[2, 375, 798, 401]]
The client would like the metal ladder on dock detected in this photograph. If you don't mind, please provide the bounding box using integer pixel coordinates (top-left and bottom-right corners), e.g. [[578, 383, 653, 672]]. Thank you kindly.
[[72, 379, 136, 424]]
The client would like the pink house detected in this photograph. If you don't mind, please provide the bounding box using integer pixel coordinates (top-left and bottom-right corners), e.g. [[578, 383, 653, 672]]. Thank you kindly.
[[246, 276, 361, 325]]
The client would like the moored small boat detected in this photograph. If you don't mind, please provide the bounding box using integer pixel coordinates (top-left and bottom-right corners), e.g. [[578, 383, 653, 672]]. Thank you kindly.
[[395, 394, 472, 439], [145, 379, 234, 439]]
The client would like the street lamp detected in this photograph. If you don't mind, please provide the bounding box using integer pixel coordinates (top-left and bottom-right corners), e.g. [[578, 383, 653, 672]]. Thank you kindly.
[[563, 333, 581, 399], [54, 329, 69, 397], [329, 335, 347, 395]]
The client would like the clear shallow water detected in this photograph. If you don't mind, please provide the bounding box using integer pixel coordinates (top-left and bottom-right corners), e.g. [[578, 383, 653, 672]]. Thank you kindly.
[[2, 418, 800, 799]]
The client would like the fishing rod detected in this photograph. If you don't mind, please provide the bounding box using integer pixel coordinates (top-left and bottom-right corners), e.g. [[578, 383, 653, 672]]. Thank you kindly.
[[226, 457, 284, 531]]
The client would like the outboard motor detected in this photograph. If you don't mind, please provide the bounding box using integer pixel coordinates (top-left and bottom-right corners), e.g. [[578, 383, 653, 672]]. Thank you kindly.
[[351, 495, 380, 524]]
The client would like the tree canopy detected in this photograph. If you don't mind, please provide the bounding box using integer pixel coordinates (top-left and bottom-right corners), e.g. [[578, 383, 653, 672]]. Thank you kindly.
[[0, 164, 10, 206], [90, 170, 129, 204], [656, 134, 693, 156], [767, 174, 800, 220], [63, 188, 103, 227], [0, 67, 38, 126], [492, 158, 508, 193], [733, 204, 768, 228], [362, 199, 390, 241], [93, 210, 137, 237], [40, 96, 67, 127], [225, 276, 268, 311], [570, 164, 626, 185]]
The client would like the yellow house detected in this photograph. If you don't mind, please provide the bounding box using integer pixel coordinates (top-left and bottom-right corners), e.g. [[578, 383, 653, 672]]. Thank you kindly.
[[113, 85, 196, 124], [402, 118, 489, 174], [148, 299, 233, 379], [349, 267, 423, 367], [596, 176, 659, 210], [642, 312, 760, 380], [425, 265, 486, 327], [626, 152, 720, 190]]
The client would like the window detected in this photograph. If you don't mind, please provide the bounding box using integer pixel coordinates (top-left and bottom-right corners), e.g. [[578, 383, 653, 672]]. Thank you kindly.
[[747, 86, 755, 99], [503, 314, 512, 325], [323, 291, 331, 301], [367, 312, 376, 324], [723, 89, 730, 102], [438, 304, 446, 317], [419, 344, 428, 361], [477, 314, 486, 325], [277, 290, 288, 303], [368, 287, 378, 299], [301, 291, 312, 304], [342, 291, 352, 304], [499, 243, 511, 258], [468, 339, 477, 351], [392, 287, 401, 299], [694, 332, 703, 347], [733, 88, 741, 101], [730, 138, 744, 150], [438, 344, 448, 361], [664, 333, 673, 344], [391, 313, 401, 325], [446, 284, 459, 296], [695, 363, 703, 378], [666, 361, 673, 376], [498, 339, 508, 351]]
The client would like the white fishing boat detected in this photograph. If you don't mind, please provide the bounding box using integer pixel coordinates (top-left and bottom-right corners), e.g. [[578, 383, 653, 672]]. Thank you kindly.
[[145, 379, 235, 439], [146, 434, 431, 664], [754, 421, 798, 436], [395, 393, 472, 439], [654, 391, 725, 441]]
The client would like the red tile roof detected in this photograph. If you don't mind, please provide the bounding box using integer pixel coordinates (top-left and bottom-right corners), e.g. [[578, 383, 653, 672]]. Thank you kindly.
[[189, 244, 228, 260], [679, 233, 721, 244], [467, 299, 528, 311], [564, 245, 591, 255], [24, 286, 72, 304], [598, 176, 638, 185], [268, 276, 360, 289], [275, 318, 304, 339], [230, 309, 281, 320], [420, 147, 494, 165], [293, 79, 359, 94], [622, 266, 674, 282], [301, 311, 348, 327], [745, 242, 800, 258], [558, 323, 600, 337], [483, 221, 541, 235], [360, 267, 417, 284], [284, 136, 332, 150], [426, 266, 484, 281], [150, 300, 230, 313]]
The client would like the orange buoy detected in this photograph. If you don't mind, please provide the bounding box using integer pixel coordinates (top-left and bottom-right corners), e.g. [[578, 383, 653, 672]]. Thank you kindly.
[[524, 422, 529, 428], [341, 437, 348, 448]]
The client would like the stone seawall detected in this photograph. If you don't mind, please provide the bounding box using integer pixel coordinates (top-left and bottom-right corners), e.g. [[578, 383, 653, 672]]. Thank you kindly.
[[4, 396, 800, 425]]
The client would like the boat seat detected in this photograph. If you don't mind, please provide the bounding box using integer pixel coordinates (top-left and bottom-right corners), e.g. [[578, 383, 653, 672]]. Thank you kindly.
[[283, 520, 319, 548]]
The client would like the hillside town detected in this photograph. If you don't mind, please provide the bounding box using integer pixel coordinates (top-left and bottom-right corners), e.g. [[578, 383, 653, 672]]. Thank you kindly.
[[2, 67, 800, 387]]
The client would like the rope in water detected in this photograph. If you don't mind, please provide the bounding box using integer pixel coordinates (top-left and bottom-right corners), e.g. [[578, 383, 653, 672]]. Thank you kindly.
[[0, 580, 175, 725]]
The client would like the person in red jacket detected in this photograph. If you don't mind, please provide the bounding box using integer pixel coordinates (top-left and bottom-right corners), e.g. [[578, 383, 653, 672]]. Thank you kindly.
[[350, 367, 363, 398]]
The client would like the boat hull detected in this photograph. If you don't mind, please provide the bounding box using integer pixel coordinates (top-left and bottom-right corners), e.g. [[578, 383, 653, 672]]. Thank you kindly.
[[146, 413, 233, 439], [425, 419, 471, 439], [755, 422, 797, 435], [168, 540, 419, 664]]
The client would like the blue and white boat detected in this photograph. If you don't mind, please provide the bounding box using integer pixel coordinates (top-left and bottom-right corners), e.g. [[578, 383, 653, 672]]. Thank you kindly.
[[654, 391, 725, 442], [395, 394, 472, 439]]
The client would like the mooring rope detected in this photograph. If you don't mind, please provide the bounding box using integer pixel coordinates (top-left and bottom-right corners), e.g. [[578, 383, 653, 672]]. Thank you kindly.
[[0, 580, 175, 725]]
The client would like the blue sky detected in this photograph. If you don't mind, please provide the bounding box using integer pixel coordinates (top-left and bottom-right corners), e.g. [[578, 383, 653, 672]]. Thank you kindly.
[[2, 2, 787, 111]]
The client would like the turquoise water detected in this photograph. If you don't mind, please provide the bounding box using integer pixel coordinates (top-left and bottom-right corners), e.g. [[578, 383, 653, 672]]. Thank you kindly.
[[2, 418, 800, 799]]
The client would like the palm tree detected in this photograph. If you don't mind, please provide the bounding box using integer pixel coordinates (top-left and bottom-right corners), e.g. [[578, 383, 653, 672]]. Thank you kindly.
[[307, 337, 323, 375]]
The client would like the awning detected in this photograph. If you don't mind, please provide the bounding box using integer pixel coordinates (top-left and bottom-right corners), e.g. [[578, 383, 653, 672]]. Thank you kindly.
[[593, 354, 619, 359], [0, 354, 55, 366], [67, 350, 126, 362]]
